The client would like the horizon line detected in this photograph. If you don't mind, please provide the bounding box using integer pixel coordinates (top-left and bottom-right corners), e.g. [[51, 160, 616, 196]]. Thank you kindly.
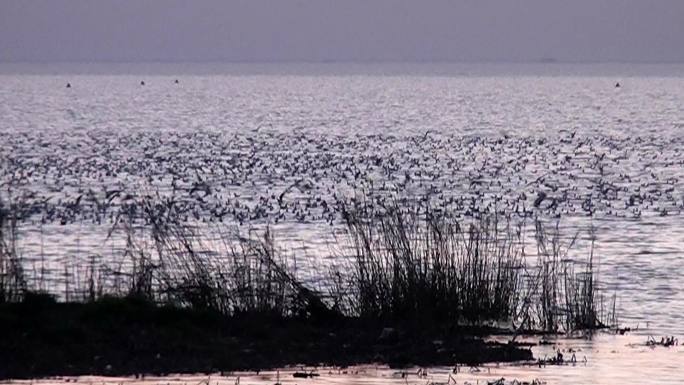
[[3, 59, 684, 65]]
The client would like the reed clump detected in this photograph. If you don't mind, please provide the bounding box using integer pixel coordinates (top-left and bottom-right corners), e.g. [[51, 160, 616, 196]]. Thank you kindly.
[[341, 203, 611, 332], [97, 199, 332, 319], [515, 221, 607, 333], [343, 205, 522, 326], [0, 196, 27, 303]]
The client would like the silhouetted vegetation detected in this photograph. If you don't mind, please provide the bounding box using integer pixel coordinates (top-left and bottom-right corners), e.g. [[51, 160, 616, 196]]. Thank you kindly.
[[0, 293, 532, 379], [0, 196, 27, 303], [342, 204, 612, 333], [0, 195, 616, 379], [343, 206, 521, 325]]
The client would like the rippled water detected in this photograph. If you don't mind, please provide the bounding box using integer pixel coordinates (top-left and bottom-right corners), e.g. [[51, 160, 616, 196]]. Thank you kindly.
[[1, 63, 683, 383]]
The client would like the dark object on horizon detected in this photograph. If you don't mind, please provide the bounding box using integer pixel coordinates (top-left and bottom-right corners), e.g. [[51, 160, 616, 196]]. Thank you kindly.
[[140, 80, 145, 86], [293, 371, 319, 378], [66, 83, 71, 88], [615, 82, 621, 88], [174, 79, 179, 84]]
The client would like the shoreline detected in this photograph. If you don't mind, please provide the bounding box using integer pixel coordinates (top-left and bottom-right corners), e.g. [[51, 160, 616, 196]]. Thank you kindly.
[[0, 294, 532, 380]]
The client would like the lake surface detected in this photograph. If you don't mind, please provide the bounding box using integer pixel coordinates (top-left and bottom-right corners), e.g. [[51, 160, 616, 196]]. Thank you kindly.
[[1, 63, 683, 384]]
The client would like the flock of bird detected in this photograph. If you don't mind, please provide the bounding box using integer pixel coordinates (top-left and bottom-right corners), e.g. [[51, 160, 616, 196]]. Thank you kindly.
[[2, 128, 683, 231]]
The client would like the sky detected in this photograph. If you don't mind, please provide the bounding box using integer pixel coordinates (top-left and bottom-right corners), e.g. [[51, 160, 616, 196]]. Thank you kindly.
[[1, 0, 683, 63]]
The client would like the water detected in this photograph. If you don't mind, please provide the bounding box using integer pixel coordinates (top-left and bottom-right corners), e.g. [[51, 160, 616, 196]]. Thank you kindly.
[[1, 63, 683, 383]]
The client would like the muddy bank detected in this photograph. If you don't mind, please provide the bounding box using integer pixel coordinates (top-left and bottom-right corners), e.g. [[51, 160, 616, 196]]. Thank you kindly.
[[0, 294, 532, 379]]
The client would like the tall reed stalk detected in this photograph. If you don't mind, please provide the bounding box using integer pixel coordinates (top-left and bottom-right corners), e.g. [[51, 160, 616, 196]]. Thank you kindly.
[[0, 196, 27, 302]]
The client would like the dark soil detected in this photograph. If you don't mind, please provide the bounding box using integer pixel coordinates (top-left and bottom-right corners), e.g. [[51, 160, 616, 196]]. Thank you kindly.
[[0, 294, 532, 379]]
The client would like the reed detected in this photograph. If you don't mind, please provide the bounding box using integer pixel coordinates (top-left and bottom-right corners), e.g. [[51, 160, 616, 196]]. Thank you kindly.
[[0, 195, 27, 303], [2, 192, 611, 332], [97, 198, 331, 318], [342, 203, 609, 332], [513, 221, 608, 332], [342, 204, 523, 325]]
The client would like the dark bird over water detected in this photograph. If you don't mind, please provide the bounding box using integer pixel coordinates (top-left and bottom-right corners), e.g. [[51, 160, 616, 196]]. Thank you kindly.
[[534, 191, 547, 208]]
